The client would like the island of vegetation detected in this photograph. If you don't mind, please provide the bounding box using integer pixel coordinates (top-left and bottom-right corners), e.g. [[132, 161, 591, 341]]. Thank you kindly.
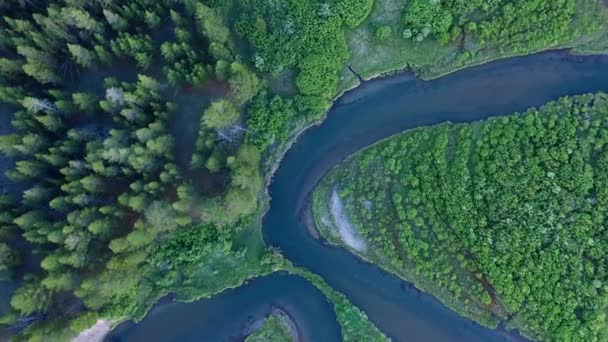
[[245, 307, 296, 342], [0, 0, 607, 340], [313, 93, 608, 341]]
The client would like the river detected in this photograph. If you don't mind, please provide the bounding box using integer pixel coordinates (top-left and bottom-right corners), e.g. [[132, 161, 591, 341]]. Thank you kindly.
[[261, 51, 608, 341], [11, 51, 608, 341]]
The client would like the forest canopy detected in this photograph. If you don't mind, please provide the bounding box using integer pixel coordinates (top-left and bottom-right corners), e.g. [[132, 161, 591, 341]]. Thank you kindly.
[[0, 0, 380, 339], [314, 93, 608, 341], [0, 0, 277, 339], [2, 0, 608, 340]]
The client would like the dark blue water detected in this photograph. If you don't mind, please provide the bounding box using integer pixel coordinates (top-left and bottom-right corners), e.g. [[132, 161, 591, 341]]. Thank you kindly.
[[105, 272, 340, 341], [11, 51, 608, 341]]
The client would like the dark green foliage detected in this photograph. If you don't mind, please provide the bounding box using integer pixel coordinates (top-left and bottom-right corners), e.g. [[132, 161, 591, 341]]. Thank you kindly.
[[374, 25, 393, 41], [0, 243, 19, 279], [320, 93, 608, 340], [246, 91, 297, 149]]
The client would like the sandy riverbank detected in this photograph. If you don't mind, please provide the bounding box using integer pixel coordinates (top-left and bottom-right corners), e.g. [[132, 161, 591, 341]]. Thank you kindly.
[[330, 188, 366, 252], [73, 319, 111, 342]]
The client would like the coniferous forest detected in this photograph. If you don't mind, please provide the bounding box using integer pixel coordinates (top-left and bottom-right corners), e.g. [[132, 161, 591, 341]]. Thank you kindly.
[[0, 1, 266, 339], [0, 0, 376, 340]]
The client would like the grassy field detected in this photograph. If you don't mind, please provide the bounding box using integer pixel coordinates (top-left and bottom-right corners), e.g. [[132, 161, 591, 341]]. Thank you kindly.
[[338, 0, 608, 93]]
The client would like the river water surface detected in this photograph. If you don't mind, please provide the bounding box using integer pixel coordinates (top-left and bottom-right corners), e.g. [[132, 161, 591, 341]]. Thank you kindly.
[[89, 51, 608, 341]]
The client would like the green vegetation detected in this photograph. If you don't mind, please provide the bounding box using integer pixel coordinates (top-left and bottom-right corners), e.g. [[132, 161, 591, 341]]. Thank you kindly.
[[313, 93, 608, 341], [0, 0, 387, 340], [0, 0, 277, 339], [283, 263, 388, 342], [245, 315, 292, 342], [235, 0, 373, 99], [3, 0, 608, 340], [342, 0, 608, 90]]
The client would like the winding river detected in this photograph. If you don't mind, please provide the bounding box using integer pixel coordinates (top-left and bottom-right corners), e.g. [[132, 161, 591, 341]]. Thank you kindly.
[[83, 51, 608, 340]]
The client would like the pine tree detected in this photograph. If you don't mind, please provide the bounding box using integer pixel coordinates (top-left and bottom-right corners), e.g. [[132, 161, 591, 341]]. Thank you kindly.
[[11, 282, 52, 315], [68, 43, 96, 68], [202, 99, 239, 129], [195, 4, 230, 44]]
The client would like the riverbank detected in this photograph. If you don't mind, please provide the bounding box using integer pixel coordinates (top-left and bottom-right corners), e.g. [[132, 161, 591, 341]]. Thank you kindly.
[[73, 320, 111, 342], [309, 91, 608, 341], [338, 0, 608, 93], [104, 50, 608, 342], [283, 263, 388, 342], [311, 145, 505, 330], [244, 306, 298, 342], [104, 272, 343, 341]]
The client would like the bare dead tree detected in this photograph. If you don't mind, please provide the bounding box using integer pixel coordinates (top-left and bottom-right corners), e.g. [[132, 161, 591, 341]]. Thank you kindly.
[[215, 124, 252, 145], [27, 98, 57, 113]]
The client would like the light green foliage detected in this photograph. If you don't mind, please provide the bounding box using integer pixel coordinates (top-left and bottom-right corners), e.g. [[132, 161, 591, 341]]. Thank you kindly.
[[337, 0, 375, 28], [145, 201, 179, 233], [149, 224, 229, 271], [374, 25, 393, 41], [245, 315, 291, 342], [195, 3, 230, 44], [110, 32, 153, 69], [10, 283, 52, 315], [69, 312, 100, 334], [221, 144, 262, 225], [402, 0, 452, 43], [228, 62, 261, 105], [0, 134, 19, 156], [203, 99, 239, 129], [316, 93, 608, 340], [400, 0, 589, 48], [0, 57, 23, 78], [67, 44, 96, 68]]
